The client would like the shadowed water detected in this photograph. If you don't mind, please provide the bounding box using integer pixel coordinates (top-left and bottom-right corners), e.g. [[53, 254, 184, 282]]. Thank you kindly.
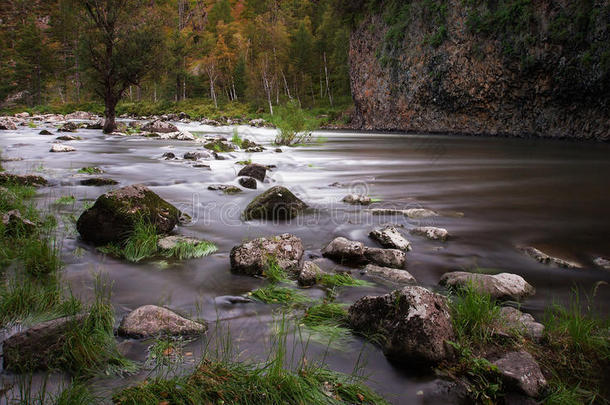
[[1, 121, 609, 403]]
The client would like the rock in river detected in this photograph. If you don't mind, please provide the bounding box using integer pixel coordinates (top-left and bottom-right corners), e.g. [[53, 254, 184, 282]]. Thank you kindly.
[[58, 122, 78, 132], [348, 286, 455, 364], [243, 186, 307, 221], [230, 233, 304, 276], [439, 271, 535, 301], [322, 237, 406, 268], [76, 184, 181, 245], [142, 119, 178, 133], [80, 178, 119, 186], [118, 305, 207, 338], [342, 194, 371, 205], [497, 307, 544, 341], [3, 314, 87, 371], [298, 261, 325, 286], [184, 151, 213, 161], [0, 117, 17, 130], [594, 257, 610, 270], [519, 246, 581, 268], [363, 247, 406, 269], [238, 176, 257, 189], [362, 264, 416, 284], [493, 351, 547, 398], [0, 172, 47, 187], [410, 226, 449, 241], [370, 208, 438, 218], [50, 143, 76, 152], [369, 226, 411, 251], [238, 163, 267, 182]]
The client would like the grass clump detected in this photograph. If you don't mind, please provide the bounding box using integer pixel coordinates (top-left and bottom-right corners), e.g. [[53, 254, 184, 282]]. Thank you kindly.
[[231, 128, 243, 147], [250, 285, 310, 305], [21, 238, 62, 276], [273, 100, 319, 146], [54, 195, 76, 205], [236, 158, 252, 165], [301, 302, 352, 345], [55, 382, 99, 405], [263, 256, 289, 283], [319, 273, 372, 288], [161, 240, 217, 260], [78, 166, 103, 174]]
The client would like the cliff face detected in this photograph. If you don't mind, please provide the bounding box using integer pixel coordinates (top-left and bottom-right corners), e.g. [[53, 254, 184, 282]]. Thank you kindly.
[[348, 1, 610, 140]]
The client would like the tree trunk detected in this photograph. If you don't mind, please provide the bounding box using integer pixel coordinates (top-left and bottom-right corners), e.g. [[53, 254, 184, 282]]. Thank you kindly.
[[103, 94, 117, 134]]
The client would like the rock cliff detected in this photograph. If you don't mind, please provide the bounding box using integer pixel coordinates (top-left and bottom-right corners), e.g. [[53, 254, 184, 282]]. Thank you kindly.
[[348, 1, 609, 140]]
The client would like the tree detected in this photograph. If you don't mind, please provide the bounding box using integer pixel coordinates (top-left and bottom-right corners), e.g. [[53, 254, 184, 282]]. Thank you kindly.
[[81, 0, 162, 133]]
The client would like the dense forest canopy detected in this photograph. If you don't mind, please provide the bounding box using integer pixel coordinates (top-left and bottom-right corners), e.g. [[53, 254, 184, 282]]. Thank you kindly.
[[0, 0, 351, 113]]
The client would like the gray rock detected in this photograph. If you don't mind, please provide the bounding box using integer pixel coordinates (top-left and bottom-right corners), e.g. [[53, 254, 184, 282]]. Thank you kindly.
[[39, 129, 53, 135], [593, 257, 610, 270], [2, 314, 87, 371], [493, 351, 547, 397], [230, 233, 304, 276], [118, 305, 207, 338], [0, 117, 17, 130], [56, 135, 81, 141], [76, 184, 181, 245], [65, 111, 94, 120], [498, 307, 544, 341], [349, 286, 455, 364], [58, 122, 78, 132], [342, 194, 372, 205], [439, 272, 535, 301], [363, 247, 406, 268], [84, 120, 103, 129], [519, 246, 581, 268], [14, 112, 30, 118], [184, 151, 212, 161], [411, 226, 449, 241], [362, 264, 416, 284], [142, 119, 178, 133], [298, 261, 324, 286], [238, 176, 257, 189], [370, 226, 411, 251], [50, 143, 76, 152], [243, 186, 307, 221], [162, 152, 176, 160], [157, 235, 201, 251], [2, 210, 36, 235], [208, 184, 242, 194], [322, 237, 367, 265], [238, 163, 267, 182]]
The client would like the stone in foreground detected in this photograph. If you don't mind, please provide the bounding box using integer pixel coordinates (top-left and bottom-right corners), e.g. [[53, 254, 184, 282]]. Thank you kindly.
[[439, 271, 535, 301], [76, 184, 181, 245], [342, 194, 371, 205], [493, 351, 547, 397], [243, 186, 307, 221], [349, 286, 455, 364], [519, 246, 581, 268], [369, 226, 411, 251], [230, 233, 304, 276], [2, 314, 87, 371], [298, 261, 325, 286], [238, 163, 267, 182], [50, 143, 76, 152], [362, 264, 416, 284], [410, 226, 449, 241], [118, 305, 207, 338], [497, 307, 544, 341]]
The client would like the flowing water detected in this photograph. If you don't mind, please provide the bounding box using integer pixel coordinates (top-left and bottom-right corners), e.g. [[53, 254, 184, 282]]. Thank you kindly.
[[1, 121, 609, 403]]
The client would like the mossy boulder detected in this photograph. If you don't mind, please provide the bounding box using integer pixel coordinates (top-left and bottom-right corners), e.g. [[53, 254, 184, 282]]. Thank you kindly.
[[204, 138, 235, 152], [0, 172, 47, 187], [243, 186, 307, 221], [76, 184, 181, 245], [230, 233, 304, 276]]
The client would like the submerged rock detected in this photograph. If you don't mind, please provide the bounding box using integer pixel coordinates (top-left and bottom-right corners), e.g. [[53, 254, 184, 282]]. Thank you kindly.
[[80, 178, 119, 186], [519, 246, 581, 268], [142, 119, 178, 133], [298, 261, 325, 286], [369, 226, 411, 251], [498, 307, 544, 341], [118, 305, 207, 338], [238, 176, 257, 189], [370, 208, 438, 218], [2, 314, 87, 371], [76, 184, 181, 245], [410, 226, 450, 241], [493, 351, 547, 398], [237, 163, 267, 182], [362, 264, 416, 284], [349, 286, 455, 364], [342, 194, 372, 205], [50, 143, 76, 152], [243, 186, 307, 221], [439, 272, 535, 301], [0, 172, 47, 187], [230, 233, 304, 276], [594, 257, 610, 270], [2, 209, 36, 235]]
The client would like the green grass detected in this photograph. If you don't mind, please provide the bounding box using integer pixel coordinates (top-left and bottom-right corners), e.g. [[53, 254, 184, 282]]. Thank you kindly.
[[55, 382, 99, 405], [20, 237, 62, 277], [301, 302, 352, 345], [122, 220, 159, 262], [262, 257, 289, 283], [448, 281, 502, 346], [250, 285, 310, 305], [231, 128, 243, 147], [78, 166, 103, 174], [161, 240, 217, 260], [54, 195, 76, 205], [318, 273, 373, 288], [236, 159, 252, 165], [272, 100, 319, 146]]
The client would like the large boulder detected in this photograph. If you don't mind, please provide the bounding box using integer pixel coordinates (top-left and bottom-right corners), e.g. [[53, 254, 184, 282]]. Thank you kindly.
[[493, 351, 547, 398], [321, 237, 367, 265], [243, 186, 308, 221], [230, 233, 304, 276], [238, 163, 267, 182], [369, 226, 411, 251], [362, 264, 416, 284], [349, 286, 455, 364], [439, 272, 535, 301], [2, 314, 87, 371], [142, 119, 178, 133], [76, 184, 181, 245], [0, 172, 47, 187], [118, 305, 206, 338]]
